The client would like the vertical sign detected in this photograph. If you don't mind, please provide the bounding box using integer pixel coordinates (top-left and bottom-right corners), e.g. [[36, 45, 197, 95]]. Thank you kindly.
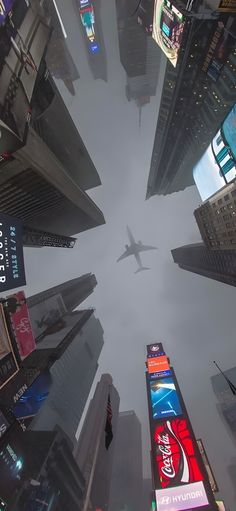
[[0, 213, 26, 292]]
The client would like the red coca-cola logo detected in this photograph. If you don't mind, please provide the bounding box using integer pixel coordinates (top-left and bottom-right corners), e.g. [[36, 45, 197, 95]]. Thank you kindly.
[[153, 419, 203, 489]]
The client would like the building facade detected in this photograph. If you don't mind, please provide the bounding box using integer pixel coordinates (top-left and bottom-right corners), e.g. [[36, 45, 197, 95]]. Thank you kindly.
[[108, 411, 143, 511], [27, 273, 97, 340], [116, 0, 147, 77], [75, 374, 120, 511], [194, 180, 236, 250], [211, 367, 236, 437], [0, 424, 86, 511], [172, 242, 236, 287], [146, 7, 236, 197], [0, 68, 104, 237], [30, 313, 104, 444]]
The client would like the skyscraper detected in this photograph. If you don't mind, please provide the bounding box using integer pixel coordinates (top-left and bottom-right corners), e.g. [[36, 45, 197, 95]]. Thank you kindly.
[[172, 243, 236, 287], [211, 367, 236, 436], [116, 0, 147, 77], [108, 411, 143, 511], [194, 180, 236, 250], [0, 70, 105, 237], [27, 273, 97, 339], [75, 374, 120, 511], [146, 7, 236, 197], [30, 313, 104, 444]]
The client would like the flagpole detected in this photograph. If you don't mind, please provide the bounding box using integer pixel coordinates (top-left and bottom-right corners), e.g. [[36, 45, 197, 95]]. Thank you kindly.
[[213, 361, 236, 396], [82, 386, 111, 511]]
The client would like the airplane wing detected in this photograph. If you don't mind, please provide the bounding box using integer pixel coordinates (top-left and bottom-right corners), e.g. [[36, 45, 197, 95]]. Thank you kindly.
[[138, 244, 157, 253], [134, 251, 142, 269], [127, 226, 136, 245], [117, 246, 134, 262]]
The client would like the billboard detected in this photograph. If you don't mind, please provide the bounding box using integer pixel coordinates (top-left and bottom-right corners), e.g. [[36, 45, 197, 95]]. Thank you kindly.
[[193, 103, 236, 201], [6, 291, 36, 359], [147, 355, 170, 374], [79, 0, 100, 54], [152, 418, 204, 489], [152, 0, 185, 67], [0, 0, 51, 157], [0, 213, 26, 292], [0, 304, 19, 389], [197, 439, 218, 493], [149, 376, 183, 419], [155, 481, 209, 511], [149, 369, 172, 379], [28, 293, 67, 340], [13, 370, 52, 421], [147, 342, 165, 358], [202, 19, 234, 82]]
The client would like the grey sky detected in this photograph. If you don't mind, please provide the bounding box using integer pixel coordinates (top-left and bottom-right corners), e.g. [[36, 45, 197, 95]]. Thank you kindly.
[[3, 0, 236, 509]]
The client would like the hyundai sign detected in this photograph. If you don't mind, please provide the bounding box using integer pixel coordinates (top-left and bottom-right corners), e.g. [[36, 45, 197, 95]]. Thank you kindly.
[[155, 481, 209, 511], [0, 213, 26, 292]]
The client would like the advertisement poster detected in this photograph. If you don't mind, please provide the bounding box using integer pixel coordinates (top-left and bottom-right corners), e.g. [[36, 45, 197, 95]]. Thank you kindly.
[[147, 342, 165, 358], [0, 0, 51, 156], [155, 481, 209, 511], [152, 0, 185, 67], [13, 370, 52, 421], [150, 377, 183, 419], [147, 355, 170, 374], [193, 103, 236, 201], [79, 0, 100, 54], [0, 304, 19, 389], [153, 418, 203, 489], [0, 213, 26, 292], [28, 294, 67, 340], [6, 291, 36, 359]]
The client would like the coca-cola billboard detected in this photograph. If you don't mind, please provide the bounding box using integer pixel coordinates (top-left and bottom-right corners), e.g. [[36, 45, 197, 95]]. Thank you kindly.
[[153, 418, 204, 490]]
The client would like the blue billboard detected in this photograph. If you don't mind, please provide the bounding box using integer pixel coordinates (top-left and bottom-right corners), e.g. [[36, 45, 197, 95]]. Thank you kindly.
[[193, 103, 236, 201], [149, 376, 183, 419]]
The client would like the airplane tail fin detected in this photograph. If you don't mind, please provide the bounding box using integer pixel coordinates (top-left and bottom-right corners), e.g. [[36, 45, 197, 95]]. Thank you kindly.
[[135, 267, 150, 274]]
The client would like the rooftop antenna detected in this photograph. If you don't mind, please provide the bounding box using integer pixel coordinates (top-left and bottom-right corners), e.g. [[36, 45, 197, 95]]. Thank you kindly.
[[213, 361, 236, 396]]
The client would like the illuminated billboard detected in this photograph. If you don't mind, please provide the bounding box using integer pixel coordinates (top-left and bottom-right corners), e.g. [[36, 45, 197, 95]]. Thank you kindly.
[[6, 291, 36, 360], [155, 481, 209, 511], [152, 0, 185, 67], [147, 355, 170, 374], [153, 418, 204, 489], [193, 103, 236, 201], [150, 376, 183, 419], [0, 304, 19, 389], [147, 342, 165, 358], [0, 213, 26, 292], [150, 369, 172, 379], [79, 0, 100, 54]]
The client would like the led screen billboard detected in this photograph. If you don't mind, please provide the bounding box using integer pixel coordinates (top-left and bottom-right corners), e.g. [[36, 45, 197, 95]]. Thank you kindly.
[[155, 481, 209, 511], [0, 304, 19, 389], [147, 342, 165, 358], [13, 370, 52, 421], [150, 376, 183, 419], [0, 212, 26, 292], [152, 0, 185, 67], [193, 104, 236, 201], [150, 369, 172, 379], [147, 355, 170, 374], [152, 418, 204, 489], [6, 291, 36, 359], [79, 0, 100, 54]]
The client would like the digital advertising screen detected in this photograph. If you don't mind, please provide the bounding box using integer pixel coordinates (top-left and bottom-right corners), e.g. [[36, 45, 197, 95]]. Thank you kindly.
[[79, 0, 100, 54], [152, 418, 204, 490], [155, 481, 209, 511], [6, 291, 36, 359], [193, 103, 236, 202], [13, 370, 52, 421], [0, 304, 19, 389], [152, 0, 185, 67], [0, 0, 15, 26], [147, 342, 165, 358], [149, 369, 172, 379], [0, 211, 26, 293], [150, 376, 183, 419], [147, 355, 170, 374]]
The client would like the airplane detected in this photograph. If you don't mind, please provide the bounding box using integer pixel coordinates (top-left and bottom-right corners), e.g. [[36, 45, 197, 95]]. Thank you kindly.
[[117, 226, 157, 273]]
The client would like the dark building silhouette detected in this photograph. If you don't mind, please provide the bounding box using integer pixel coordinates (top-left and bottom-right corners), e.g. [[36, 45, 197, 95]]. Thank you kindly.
[[0, 425, 86, 511], [30, 312, 104, 445], [108, 411, 143, 511], [146, 8, 236, 197], [211, 367, 236, 437], [142, 478, 153, 511], [75, 374, 120, 511], [194, 180, 236, 250], [0, 70, 104, 237], [22, 226, 76, 248], [116, 0, 147, 77], [172, 242, 236, 287]]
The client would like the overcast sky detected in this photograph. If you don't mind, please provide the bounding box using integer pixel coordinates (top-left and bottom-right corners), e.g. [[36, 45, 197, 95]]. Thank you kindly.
[[6, 0, 236, 508]]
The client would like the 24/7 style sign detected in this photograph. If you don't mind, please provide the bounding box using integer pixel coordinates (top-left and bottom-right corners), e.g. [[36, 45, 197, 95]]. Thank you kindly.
[[0, 213, 26, 292]]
